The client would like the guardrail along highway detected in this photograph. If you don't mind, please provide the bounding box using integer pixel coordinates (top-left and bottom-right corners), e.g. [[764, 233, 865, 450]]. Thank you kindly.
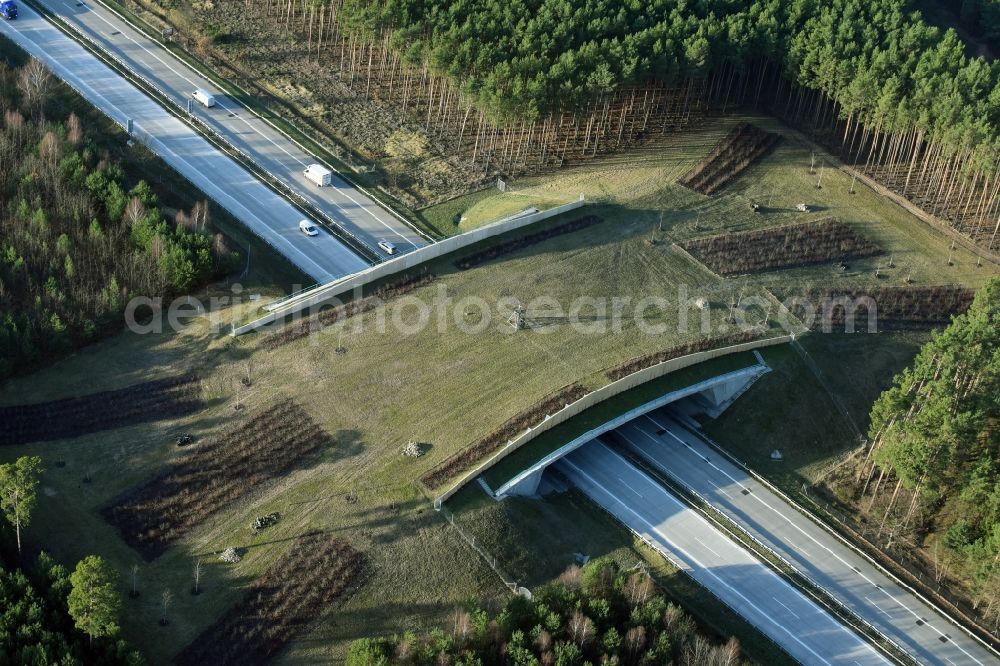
[[617, 411, 1000, 666], [556, 441, 892, 666], [38, 0, 429, 255], [0, 1, 369, 282]]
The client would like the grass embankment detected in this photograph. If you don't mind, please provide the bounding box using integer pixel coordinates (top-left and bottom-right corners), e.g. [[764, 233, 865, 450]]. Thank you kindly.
[[416, 188, 577, 237], [1, 116, 995, 663], [699, 333, 927, 491]]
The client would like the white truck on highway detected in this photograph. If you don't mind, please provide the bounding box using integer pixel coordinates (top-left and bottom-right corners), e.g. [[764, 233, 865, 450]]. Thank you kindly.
[[303, 163, 333, 187], [192, 89, 216, 108]]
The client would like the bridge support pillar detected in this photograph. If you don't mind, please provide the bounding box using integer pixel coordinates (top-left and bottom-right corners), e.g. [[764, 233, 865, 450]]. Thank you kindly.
[[699, 370, 764, 417], [505, 467, 546, 497]]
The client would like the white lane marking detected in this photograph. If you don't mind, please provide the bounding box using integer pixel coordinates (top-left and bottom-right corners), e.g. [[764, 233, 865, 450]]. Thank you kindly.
[[641, 413, 990, 666], [57, 0, 418, 248], [643, 425, 742, 501], [1, 7, 360, 282], [61, 0, 309, 167], [773, 596, 801, 619], [694, 537, 720, 558], [865, 596, 893, 620], [619, 477, 643, 498], [559, 444, 888, 666]]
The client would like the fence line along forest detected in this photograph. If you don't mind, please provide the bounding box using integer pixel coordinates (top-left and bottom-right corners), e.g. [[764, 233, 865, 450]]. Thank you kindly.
[[222, 0, 999, 249]]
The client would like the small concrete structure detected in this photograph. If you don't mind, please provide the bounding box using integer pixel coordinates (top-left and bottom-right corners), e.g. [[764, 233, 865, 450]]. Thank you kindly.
[[495, 362, 770, 498]]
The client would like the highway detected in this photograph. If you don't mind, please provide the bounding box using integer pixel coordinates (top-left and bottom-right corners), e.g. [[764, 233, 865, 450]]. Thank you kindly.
[[0, 2, 369, 283], [36, 0, 429, 255], [555, 442, 890, 666], [617, 412, 1000, 666]]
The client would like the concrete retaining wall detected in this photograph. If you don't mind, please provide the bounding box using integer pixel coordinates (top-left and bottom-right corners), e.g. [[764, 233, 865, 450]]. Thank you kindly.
[[432, 334, 794, 507], [232, 197, 587, 335]]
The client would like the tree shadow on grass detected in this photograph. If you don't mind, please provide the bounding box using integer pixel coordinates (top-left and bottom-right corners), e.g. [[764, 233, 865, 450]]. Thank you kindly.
[[322, 428, 366, 464]]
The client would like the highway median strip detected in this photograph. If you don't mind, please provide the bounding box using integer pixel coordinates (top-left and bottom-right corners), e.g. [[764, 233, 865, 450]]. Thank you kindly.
[[88, 0, 438, 241], [23, 0, 381, 264], [607, 433, 914, 666]]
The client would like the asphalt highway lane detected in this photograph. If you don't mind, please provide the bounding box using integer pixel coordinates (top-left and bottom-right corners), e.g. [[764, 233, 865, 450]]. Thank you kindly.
[[619, 413, 999, 666], [1, 3, 370, 282], [556, 441, 891, 666], [39, 0, 428, 255]]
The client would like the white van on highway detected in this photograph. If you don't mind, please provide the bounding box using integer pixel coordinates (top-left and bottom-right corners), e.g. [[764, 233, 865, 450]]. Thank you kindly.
[[192, 89, 216, 108], [303, 163, 333, 187]]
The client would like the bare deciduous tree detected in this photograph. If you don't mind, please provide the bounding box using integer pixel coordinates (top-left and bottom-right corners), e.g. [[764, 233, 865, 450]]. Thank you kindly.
[[17, 58, 52, 119], [624, 571, 654, 608], [149, 235, 166, 261], [683, 635, 714, 665], [624, 625, 646, 662], [67, 112, 83, 145], [212, 232, 228, 258], [38, 131, 62, 169], [567, 610, 594, 647], [557, 564, 582, 588], [534, 629, 552, 653], [395, 637, 413, 662], [123, 197, 146, 228], [192, 559, 202, 595], [720, 636, 742, 666], [450, 609, 471, 645], [191, 200, 210, 233], [159, 589, 173, 626]]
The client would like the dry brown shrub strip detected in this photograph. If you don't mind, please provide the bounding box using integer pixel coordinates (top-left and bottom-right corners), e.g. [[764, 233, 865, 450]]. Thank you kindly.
[[174, 532, 364, 665], [102, 399, 331, 560]]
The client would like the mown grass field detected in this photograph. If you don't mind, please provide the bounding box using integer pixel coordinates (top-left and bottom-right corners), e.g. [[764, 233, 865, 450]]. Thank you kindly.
[[2, 114, 996, 663]]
